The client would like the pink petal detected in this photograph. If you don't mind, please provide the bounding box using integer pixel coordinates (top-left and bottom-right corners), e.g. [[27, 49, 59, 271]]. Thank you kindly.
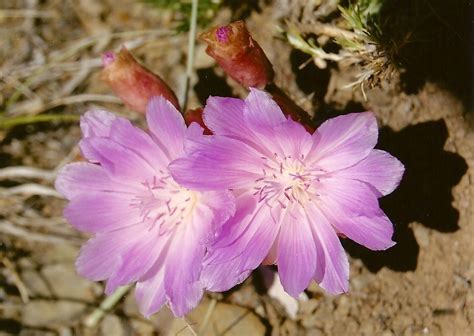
[[64, 191, 140, 233], [317, 176, 381, 217], [273, 119, 313, 159], [55, 162, 137, 200], [201, 260, 253, 292], [80, 137, 156, 182], [202, 202, 280, 291], [263, 236, 279, 265], [209, 193, 256, 249], [335, 149, 405, 196], [184, 122, 205, 151], [146, 96, 186, 160], [306, 203, 349, 294], [277, 206, 317, 297], [203, 96, 248, 136], [135, 267, 166, 318], [109, 118, 169, 169], [330, 212, 396, 251], [169, 136, 263, 191], [182, 124, 212, 156], [243, 88, 285, 128], [203, 95, 276, 157], [79, 110, 117, 162], [200, 190, 236, 243], [80, 109, 117, 138], [164, 204, 211, 317], [309, 112, 378, 171], [104, 226, 168, 294], [75, 224, 144, 281]]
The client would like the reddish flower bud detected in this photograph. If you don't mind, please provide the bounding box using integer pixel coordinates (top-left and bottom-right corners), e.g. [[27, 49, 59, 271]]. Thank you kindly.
[[199, 21, 274, 89], [101, 47, 180, 113], [184, 107, 212, 134]]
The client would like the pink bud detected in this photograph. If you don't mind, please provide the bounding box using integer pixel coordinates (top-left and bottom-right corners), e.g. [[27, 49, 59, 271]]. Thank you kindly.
[[199, 21, 274, 89], [101, 47, 180, 113]]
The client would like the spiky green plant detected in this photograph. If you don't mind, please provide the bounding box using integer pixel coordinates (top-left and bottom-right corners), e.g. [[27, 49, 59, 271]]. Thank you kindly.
[[283, 0, 402, 98], [336, 0, 397, 95]]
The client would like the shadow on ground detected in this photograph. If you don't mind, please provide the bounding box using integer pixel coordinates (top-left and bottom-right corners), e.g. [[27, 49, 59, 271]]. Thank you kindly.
[[344, 119, 468, 272], [377, 0, 472, 110]]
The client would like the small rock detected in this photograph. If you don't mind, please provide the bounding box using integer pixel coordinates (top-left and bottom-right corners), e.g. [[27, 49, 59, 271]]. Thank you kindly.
[[169, 298, 266, 335], [57, 326, 74, 336], [267, 273, 304, 319], [123, 290, 141, 317], [335, 296, 350, 317], [21, 269, 52, 298], [41, 264, 101, 302], [413, 225, 430, 248], [149, 307, 175, 334], [381, 330, 394, 336], [22, 300, 86, 327], [34, 243, 78, 264], [100, 315, 125, 336], [17, 257, 36, 270], [130, 319, 156, 335]]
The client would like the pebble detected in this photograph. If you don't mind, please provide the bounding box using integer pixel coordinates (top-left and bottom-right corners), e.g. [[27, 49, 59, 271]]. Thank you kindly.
[[130, 319, 156, 335], [21, 269, 52, 298], [168, 299, 266, 335], [413, 225, 430, 248], [33, 243, 78, 264], [100, 315, 125, 336], [22, 300, 86, 327], [41, 263, 101, 302], [123, 290, 140, 317]]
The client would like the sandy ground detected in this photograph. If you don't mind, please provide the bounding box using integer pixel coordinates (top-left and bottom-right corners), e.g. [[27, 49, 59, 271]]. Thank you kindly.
[[0, 0, 472, 335]]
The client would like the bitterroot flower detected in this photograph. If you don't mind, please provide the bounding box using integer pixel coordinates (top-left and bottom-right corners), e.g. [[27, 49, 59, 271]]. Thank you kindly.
[[101, 47, 180, 113], [55, 97, 234, 317], [170, 88, 404, 297]]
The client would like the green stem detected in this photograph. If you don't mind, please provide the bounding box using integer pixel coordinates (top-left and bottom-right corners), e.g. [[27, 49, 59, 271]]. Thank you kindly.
[[0, 114, 80, 129]]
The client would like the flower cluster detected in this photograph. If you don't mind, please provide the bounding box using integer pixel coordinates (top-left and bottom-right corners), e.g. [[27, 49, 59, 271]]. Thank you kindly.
[[56, 21, 404, 319]]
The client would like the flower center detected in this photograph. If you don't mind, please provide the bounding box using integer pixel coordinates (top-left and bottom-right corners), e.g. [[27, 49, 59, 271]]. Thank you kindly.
[[254, 153, 319, 208], [132, 173, 199, 235]]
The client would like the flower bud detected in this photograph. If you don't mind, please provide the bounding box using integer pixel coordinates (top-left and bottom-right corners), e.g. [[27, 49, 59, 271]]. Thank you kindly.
[[199, 21, 274, 89], [101, 47, 180, 113]]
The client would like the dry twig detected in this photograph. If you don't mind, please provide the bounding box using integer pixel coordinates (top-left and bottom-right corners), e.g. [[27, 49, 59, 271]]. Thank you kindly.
[[0, 166, 56, 181], [0, 220, 82, 245], [1, 257, 30, 303], [0, 183, 63, 198]]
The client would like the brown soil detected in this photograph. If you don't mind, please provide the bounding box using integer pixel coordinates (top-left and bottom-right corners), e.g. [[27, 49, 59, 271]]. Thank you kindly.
[[1, 1, 472, 335]]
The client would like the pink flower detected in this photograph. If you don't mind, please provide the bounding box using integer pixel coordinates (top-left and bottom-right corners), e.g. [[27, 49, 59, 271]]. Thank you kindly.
[[55, 97, 234, 317], [170, 89, 404, 297]]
